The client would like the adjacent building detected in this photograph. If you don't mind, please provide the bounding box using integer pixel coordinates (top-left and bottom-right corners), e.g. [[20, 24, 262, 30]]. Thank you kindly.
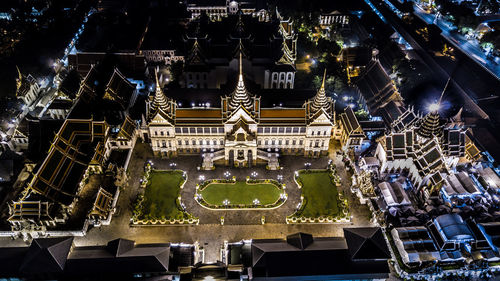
[[226, 229, 391, 280], [355, 59, 402, 113], [0, 237, 195, 280], [183, 10, 297, 89], [15, 67, 40, 109], [186, 0, 269, 21], [7, 65, 140, 238], [338, 106, 366, 152]]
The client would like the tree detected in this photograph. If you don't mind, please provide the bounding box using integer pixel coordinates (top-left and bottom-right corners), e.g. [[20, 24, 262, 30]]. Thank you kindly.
[[312, 74, 346, 95], [392, 57, 431, 96], [480, 29, 500, 54], [169, 61, 184, 88], [435, 0, 479, 31]]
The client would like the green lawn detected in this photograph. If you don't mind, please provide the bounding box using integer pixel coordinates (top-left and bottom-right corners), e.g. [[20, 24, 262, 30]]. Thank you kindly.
[[141, 170, 189, 220], [200, 181, 282, 206], [295, 171, 340, 218]]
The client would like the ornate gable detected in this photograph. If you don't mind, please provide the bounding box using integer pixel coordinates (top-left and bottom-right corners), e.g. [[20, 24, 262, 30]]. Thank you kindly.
[[226, 106, 255, 124], [309, 108, 333, 126], [150, 110, 174, 126]]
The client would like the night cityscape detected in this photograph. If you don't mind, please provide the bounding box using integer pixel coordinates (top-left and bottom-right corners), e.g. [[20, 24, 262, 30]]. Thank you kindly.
[[0, 0, 500, 280]]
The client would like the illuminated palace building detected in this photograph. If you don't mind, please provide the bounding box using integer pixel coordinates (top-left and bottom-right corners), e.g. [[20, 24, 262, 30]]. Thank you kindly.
[[145, 58, 335, 169]]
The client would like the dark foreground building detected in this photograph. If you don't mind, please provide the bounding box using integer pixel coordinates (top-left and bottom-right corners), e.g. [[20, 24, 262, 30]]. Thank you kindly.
[[0, 227, 391, 280], [0, 237, 194, 280], [227, 228, 391, 280]]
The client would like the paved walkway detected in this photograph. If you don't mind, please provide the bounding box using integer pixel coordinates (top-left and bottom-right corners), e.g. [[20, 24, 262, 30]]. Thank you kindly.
[[178, 155, 330, 225], [67, 142, 371, 263]]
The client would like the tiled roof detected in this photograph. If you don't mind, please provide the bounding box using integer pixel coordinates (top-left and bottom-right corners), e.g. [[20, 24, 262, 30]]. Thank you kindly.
[[27, 119, 107, 205], [260, 108, 305, 118], [176, 109, 222, 118]]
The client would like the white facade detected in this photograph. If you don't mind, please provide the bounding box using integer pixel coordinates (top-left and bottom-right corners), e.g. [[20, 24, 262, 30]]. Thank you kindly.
[[141, 49, 184, 65], [319, 12, 350, 26], [146, 64, 335, 167], [187, 0, 269, 21], [266, 71, 295, 89], [16, 72, 40, 109]]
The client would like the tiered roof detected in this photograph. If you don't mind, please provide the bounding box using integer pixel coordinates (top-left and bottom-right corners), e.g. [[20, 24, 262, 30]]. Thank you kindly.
[[355, 60, 401, 112], [339, 106, 365, 139], [184, 11, 296, 71], [15, 66, 37, 98], [228, 53, 254, 111], [8, 201, 53, 223], [103, 68, 135, 109], [117, 115, 136, 141], [24, 119, 108, 205], [310, 70, 331, 113], [250, 230, 390, 278], [416, 111, 442, 139], [89, 187, 114, 221], [149, 69, 175, 121]]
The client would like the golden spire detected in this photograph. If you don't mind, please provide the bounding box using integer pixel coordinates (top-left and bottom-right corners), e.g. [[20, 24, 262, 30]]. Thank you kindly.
[[311, 69, 330, 113], [239, 51, 242, 77], [321, 68, 327, 90], [150, 67, 171, 118], [229, 53, 253, 110], [15, 66, 23, 91]]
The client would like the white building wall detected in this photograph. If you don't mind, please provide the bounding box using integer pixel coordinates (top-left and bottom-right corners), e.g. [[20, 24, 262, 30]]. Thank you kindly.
[[148, 123, 333, 158]]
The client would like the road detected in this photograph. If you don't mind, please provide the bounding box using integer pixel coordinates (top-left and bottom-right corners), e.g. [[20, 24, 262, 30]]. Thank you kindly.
[[413, 3, 500, 81], [374, 0, 490, 120]]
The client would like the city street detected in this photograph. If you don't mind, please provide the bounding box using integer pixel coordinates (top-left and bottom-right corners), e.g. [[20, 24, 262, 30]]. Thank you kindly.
[[413, 4, 500, 80]]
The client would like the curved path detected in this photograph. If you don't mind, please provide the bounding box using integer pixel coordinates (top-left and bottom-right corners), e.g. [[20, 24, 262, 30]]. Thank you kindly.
[[178, 156, 328, 225], [68, 142, 373, 263]]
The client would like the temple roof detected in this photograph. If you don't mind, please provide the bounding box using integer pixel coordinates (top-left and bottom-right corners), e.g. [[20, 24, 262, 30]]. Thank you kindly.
[[339, 106, 364, 138], [260, 108, 305, 118], [228, 53, 254, 111], [176, 108, 222, 119], [116, 115, 136, 140], [149, 69, 173, 120], [26, 119, 107, 205], [416, 111, 442, 139], [310, 70, 331, 113]]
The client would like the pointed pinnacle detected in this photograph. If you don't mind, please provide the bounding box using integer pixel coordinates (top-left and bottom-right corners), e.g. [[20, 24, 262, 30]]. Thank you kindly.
[[154, 67, 160, 89], [321, 69, 327, 90]]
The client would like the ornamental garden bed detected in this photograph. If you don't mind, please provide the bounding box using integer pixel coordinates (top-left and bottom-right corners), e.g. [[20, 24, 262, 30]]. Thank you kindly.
[[196, 179, 287, 209], [287, 169, 350, 223], [132, 168, 198, 225]]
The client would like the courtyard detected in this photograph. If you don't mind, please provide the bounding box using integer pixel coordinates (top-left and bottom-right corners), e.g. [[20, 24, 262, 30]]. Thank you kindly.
[[74, 142, 373, 263], [290, 170, 346, 219], [198, 180, 284, 208], [134, 170, 196, 222]]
